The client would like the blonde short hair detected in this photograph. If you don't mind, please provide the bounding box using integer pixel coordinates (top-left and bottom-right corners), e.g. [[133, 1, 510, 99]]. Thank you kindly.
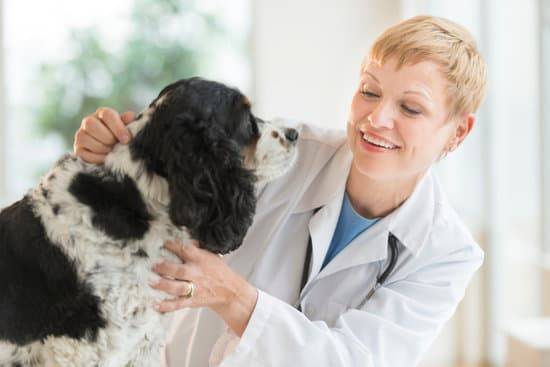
[[365, 15, 487, 118]]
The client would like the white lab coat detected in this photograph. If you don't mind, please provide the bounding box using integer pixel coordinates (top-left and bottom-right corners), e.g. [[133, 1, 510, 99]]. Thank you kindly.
[[163, 122, 484, 367]]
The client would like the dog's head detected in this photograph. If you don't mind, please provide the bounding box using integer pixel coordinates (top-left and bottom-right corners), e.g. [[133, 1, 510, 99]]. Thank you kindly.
[[129, 77, 298, 254]]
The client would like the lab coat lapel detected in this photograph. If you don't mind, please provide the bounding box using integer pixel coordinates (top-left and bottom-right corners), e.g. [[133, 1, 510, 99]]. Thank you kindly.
[[315, 217, 390, 281], [298, 143, 391, 288], [304, 188, 345, 289], [299, 144, 353, 290]]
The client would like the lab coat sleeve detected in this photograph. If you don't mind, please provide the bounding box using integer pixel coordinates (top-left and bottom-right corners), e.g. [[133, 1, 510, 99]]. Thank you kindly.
[[210, 243, 484, 367]]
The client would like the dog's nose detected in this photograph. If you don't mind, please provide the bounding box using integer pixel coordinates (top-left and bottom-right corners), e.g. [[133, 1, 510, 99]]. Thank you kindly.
[[284, 128, 299, 142]]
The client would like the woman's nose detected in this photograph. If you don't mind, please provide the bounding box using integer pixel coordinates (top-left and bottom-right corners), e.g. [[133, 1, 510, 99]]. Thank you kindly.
[[368, 101, 395, 129]]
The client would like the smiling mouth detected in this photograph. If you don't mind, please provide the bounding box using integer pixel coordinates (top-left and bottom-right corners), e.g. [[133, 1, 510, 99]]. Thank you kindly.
[[361, 133, 401, 150]]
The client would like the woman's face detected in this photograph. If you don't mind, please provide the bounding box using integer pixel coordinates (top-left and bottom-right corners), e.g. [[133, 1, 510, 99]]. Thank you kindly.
[[347, 57, 470, 182]]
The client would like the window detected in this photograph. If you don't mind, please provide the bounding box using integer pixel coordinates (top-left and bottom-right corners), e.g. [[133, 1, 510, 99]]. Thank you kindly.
[[2, 0, 250, 205]]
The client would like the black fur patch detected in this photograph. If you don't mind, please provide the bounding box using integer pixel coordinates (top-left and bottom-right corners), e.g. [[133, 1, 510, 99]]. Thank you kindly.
[[68, 173, 152, 240], [0, 196, 106, 345], [133, 248, 148, 258]]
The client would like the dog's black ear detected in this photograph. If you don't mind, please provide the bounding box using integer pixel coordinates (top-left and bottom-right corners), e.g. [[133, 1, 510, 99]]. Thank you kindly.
[[161, 112, 257, 254]]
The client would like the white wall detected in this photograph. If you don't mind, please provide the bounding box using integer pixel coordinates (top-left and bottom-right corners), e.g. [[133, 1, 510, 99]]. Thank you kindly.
[[483, 0, 542, 364], [250, 0, 401, 128]]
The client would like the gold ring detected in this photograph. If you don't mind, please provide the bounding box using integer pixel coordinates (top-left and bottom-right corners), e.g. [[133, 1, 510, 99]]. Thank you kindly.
[[182, 281, 195, 298]]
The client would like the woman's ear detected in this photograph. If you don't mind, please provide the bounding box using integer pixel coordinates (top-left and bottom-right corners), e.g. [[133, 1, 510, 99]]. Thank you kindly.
[[449, 113, 475, 151], [438, 113, 475, 161]]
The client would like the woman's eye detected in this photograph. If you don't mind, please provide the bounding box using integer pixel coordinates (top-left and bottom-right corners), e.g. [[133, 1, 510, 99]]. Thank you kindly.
[[360, 87, 379, 98], [402, 104, 421, 115]]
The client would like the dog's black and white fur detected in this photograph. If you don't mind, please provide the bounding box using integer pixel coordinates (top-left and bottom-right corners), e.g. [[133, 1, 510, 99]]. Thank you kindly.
[[0, 77, 299, 367]]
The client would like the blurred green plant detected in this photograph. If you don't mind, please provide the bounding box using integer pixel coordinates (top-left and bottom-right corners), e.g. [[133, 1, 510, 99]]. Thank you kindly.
[[31, 0, 228, 149]]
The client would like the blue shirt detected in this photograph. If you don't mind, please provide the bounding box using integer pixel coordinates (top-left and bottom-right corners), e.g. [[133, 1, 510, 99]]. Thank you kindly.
[[321, 191, 380, 270]]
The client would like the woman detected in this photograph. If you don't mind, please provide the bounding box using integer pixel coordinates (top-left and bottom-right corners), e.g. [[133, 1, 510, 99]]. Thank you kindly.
[[73, 15, 486, 367]]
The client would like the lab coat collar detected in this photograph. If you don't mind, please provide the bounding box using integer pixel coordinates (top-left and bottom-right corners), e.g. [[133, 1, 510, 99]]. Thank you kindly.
[[312, 169, 436, 283], [305, 197, 390, 288], [385, 167, 436, 257], [294, 143, 436, 262]]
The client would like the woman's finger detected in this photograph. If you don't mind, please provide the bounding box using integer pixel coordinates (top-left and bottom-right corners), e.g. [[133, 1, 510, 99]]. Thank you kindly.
[[95, 107, 132, 144], [154, 297, 193, 313], [75, 130, 113, 154], [120, 110, 136, 124], [150, 277, 194, 298], [74, 147, 108, 164], [81, 115, 118, 146], [152, 261, 191, 281]]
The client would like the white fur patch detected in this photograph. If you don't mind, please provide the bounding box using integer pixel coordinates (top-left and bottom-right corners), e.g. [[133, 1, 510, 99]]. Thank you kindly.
[[253, 119, 299, 185]]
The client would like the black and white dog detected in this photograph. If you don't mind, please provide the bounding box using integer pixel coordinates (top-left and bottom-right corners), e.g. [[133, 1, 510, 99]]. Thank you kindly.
[[0, 77, 299, 366]]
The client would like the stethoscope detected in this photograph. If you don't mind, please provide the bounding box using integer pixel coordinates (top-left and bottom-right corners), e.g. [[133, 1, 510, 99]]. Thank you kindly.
[[357, 232, 399, 308], [295, 228, 399, 312]]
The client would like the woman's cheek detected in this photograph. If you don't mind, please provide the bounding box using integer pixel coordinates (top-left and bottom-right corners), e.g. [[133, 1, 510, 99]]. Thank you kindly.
[[349, 93, 369, 121], [346, 118, 357, 134]]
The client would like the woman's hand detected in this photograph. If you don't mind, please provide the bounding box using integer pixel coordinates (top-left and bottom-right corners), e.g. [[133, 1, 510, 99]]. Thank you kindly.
[[151, 240, 259, 337], [73, 107, 135, 164]]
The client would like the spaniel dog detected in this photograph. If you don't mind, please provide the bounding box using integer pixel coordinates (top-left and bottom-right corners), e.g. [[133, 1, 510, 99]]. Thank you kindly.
[[0, 77, 299, 367]]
